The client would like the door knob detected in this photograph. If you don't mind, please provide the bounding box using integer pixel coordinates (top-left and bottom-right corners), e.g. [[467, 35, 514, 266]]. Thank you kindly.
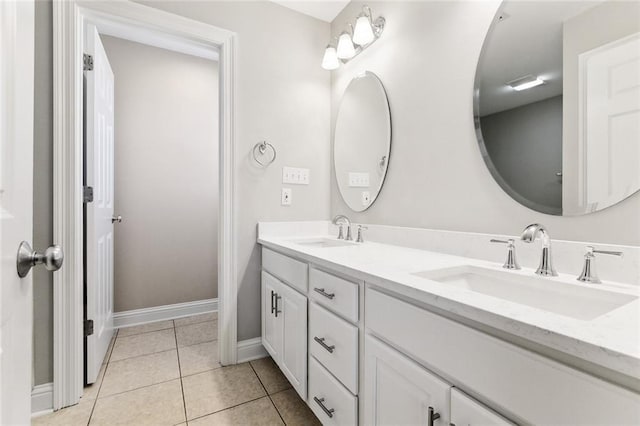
[[112, 215, 122, 223], [16, 241, 64, 278]]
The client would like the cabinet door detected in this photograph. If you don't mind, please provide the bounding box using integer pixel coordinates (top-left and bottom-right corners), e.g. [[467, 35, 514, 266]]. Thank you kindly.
[[451, 389, 514, 426], [364, 334, 451, 426], [279, 281, 308, 400], [261, 271, 282, 361]]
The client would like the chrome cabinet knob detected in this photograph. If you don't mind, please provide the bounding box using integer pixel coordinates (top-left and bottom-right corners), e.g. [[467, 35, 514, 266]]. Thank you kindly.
[[16, 241, 64, 278], [112, 215, 122, 223]]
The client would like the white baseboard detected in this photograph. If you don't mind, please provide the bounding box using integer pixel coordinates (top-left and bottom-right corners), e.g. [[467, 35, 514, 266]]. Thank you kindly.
[[31, 382, 53, 415], [114, 298, 218, 329], [237, 337, 268, 363]]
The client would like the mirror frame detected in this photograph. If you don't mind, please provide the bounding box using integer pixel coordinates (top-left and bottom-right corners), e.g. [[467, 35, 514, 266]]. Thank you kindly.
[[334, 71, 392, 212]]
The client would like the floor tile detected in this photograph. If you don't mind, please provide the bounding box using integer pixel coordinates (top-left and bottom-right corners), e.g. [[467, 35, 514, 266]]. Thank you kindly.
[[82, 361, 107, 401], [99, 349, 180, 397], [182, 363, 265, 420], [178, 340, 221, 376], [189, 396, 284, 426], [117, 320, 174, 337], [110, 328, 176, 361], [32, 400, 94, 426], [174, 312, 217, 327], [271, 388, 321, 426], [90, 379, 185, 426], [250, 357, 292, 394], [175, 321, 217, 347]]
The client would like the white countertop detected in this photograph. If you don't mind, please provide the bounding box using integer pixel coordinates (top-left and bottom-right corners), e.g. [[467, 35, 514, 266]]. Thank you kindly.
[[258, 232, 640, 381]]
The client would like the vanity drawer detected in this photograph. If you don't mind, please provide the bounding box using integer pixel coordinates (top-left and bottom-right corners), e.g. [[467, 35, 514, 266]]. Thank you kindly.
[[309, 268, 359, 323], [366, 288, 640, 425], [262, 248, 308, 293], [308, 356, 358, 426], [309, 302, 359, 394]]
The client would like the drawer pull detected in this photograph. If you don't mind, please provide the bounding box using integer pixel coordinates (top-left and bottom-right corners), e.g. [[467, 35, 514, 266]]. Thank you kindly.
[[313, 397, 335, 418], [314, 287, 335, 300], [428, 406, 441, 426], [313, 336, 335, 353], [275, 294, 282, 317], [270, 290, 276, 314]]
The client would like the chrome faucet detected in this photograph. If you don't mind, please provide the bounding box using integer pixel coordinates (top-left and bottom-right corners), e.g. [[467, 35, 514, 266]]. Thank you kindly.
[[332, 215, 352, 241], [490, 238, 520, 269], [577, 246, 623, 284], [520, 224, 557, 276]]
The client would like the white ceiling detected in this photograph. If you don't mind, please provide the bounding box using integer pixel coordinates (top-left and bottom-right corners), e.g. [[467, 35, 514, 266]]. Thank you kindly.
[[478, 1, 601, 116], [271, 0, 350, 23]]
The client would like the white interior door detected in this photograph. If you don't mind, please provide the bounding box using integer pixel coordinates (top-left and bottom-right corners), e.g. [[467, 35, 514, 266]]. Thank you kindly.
[[580, 32, 640, 209], [85, 24, 115, 384], [0, 0, 35, 423]]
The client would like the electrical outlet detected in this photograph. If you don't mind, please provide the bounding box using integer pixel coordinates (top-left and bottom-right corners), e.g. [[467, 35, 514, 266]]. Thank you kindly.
[[281, 188, 292, 206], [361, 191, 371, 206]]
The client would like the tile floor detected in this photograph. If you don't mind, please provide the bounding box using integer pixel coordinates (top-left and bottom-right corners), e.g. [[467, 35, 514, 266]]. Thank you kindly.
[[32, 313, 320, 426]]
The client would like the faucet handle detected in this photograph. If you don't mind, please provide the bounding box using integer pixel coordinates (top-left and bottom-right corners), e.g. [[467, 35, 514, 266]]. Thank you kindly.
[[336, 223, 344, 240], [577, 246, 623, 284], [356, 225, 368, 243], [490, 239, 520, 270]]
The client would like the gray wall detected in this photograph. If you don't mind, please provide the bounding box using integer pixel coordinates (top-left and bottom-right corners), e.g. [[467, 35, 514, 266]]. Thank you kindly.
[[330, 0, 640, 245], [33, 0, 330, 385], [480, 95, 563, 214], [101, 36, 219, 312]]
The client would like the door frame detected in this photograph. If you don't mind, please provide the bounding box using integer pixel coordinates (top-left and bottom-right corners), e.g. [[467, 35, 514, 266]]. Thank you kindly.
[[52, 0, 237, 409]]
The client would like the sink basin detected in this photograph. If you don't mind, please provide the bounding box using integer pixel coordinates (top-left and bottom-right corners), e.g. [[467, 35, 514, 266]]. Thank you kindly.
[[291, 238, 357, 248], [413, 266, 637, 320]]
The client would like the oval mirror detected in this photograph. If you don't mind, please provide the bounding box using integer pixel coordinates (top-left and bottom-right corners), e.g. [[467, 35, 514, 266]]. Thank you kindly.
[[334, 72, 391, 212], [475, 1, 640, 216]]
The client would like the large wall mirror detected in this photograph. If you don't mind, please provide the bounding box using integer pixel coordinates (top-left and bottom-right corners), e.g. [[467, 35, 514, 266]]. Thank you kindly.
[[475, 1, 640, 216], [334, 71, 391, 212]]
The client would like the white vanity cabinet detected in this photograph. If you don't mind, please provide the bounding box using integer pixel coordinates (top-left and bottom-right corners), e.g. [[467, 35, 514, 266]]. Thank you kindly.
[[261, 269, 308, 399], [364, 334, 450, 426], [450, 389, 514, 426]]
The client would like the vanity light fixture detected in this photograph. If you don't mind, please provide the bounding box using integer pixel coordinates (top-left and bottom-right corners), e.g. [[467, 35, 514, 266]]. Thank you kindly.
[[321, 5, 385, 70], [337, 29, 356, 59], [322, 44, 340, 70], [508, 74, 545, 91]]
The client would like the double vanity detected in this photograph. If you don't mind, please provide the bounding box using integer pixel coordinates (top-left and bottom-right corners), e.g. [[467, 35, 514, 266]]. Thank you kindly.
[[258, 221, 640, 425]]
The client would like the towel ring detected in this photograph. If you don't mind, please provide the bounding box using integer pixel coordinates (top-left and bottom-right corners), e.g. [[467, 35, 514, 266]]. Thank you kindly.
[[253, 141, 277, 167]]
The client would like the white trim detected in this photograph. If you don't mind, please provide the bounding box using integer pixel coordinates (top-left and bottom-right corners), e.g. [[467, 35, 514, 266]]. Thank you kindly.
[[53, 0, 238, 409], [237, 338, 269, 363], [114, 299, 218, 329], [31, 383, 54, 415]]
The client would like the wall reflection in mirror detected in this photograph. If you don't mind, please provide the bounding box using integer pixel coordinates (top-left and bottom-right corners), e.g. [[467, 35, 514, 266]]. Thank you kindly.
[[334, 71, 391, 212], [475, 1, 640, 216]]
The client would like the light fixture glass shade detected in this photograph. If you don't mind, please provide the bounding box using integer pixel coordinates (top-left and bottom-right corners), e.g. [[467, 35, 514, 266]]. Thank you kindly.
[[353, 15, 375, 45], [336, 32, 356, 59], [321, 45, 340, 70]]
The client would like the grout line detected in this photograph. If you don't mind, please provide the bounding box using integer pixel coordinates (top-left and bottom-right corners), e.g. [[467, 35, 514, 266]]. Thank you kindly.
[[105, 347, 178, 365], [248, 361, 287, 425], [185, 395, 270, 424], [87, 329, 118, 425], [115, 324, 175, 338], [173, 322, 189, 425]]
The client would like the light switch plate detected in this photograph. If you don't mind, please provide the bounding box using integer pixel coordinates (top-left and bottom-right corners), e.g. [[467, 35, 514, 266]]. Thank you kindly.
[[349, 172, 370, 188], [281, 188, 292, 206], [283, 167, 310, 185]]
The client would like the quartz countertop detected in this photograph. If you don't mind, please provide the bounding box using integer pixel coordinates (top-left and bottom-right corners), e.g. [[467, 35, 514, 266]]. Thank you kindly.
[[258, 232, 640, 381]]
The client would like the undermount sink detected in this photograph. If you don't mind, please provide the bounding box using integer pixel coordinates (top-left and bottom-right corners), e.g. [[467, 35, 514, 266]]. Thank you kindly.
[[413, 266, 637, 320], [291, 237, 357, 248]]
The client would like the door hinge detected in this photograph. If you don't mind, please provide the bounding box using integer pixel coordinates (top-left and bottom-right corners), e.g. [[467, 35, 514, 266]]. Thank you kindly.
[[84, 319, 94, 337], [83, 186, 94, 203], [83, 53, 93, 71]]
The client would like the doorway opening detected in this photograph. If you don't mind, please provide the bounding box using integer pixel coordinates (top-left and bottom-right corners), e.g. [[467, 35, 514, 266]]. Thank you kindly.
[[53, 1, 237, 409]]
